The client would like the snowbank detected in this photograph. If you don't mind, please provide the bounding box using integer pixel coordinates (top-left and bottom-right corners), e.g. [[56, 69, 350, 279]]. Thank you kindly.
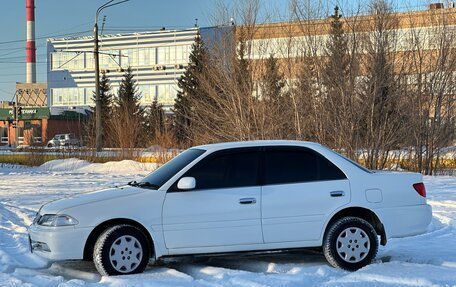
[[39, 158, 157, 174]]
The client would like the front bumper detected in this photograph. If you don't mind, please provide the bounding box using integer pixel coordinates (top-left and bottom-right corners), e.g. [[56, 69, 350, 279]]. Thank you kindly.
[[28, 224, 92, 261], [374, 204, 432, 239]]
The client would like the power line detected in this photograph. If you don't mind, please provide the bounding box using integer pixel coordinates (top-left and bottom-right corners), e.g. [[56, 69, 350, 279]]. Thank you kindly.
[[0, 71, 48, 77], [0, 30, 91, 46], [0, 22, 92, 50], [0, 61, 46, 64], [0, 88, 13, 95], [0, 54, 47, 61], [0, 43, 46, 58]]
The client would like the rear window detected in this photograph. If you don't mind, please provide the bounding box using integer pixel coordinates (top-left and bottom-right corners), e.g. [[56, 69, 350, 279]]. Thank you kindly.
[[264, 147, 346, 185], [322, 146, 372, 173]]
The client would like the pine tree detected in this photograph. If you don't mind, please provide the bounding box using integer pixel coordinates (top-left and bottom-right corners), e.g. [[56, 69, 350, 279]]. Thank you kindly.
[[174, 31, 207, 146], [235, 30, 253, 99], [111, 67, 145, 149], [324, 6, 351, 84], [261, 55, 285, 105], [91, 71, 113, 116], [259, 54, 289, 139], [85, 71, 113, 147], [145, 100, 165, 143], [321, 6, 359, 158]]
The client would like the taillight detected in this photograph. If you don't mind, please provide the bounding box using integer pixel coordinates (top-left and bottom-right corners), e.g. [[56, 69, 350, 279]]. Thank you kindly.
[[413, 182, 426, 197]]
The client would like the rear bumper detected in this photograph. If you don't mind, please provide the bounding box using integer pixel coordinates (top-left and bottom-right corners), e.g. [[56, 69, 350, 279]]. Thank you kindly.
[[374, 204, 432, 239], [28, 224, 92, 261]]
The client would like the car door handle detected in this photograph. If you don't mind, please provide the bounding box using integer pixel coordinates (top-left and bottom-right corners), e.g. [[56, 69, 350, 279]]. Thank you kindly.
[[330, 191, 345, 197], [239, 198, 257, 204]]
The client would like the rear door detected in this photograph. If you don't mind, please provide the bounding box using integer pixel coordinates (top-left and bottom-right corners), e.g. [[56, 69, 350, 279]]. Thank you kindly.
[[261, 146, 350, 243], [163, 148, 263, 250]]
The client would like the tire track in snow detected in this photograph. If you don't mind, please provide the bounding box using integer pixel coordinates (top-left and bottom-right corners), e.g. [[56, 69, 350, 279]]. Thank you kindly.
[[0, 203, 46, 270]]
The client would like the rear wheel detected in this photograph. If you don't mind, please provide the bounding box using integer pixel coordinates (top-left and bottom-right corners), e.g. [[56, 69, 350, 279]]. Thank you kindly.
[[323, 217, 378, 271], [93, 224, 150, 276]]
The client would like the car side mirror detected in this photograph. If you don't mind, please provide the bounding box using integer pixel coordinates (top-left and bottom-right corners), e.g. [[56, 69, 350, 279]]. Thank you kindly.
[[177, 177, 196, 190]]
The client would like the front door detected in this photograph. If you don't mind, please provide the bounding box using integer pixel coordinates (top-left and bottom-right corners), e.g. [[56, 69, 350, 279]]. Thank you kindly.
[[261, 147, 350, 243], [163, 148, 263, 251]]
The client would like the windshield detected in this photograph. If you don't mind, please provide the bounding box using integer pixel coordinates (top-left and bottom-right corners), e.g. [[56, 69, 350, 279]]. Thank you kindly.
[[139, 148, 206, 189]]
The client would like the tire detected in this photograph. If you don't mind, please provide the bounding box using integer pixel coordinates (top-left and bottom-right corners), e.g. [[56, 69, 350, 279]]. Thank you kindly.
[[323, 216, 378, 271], [93, 224, 150, 276]]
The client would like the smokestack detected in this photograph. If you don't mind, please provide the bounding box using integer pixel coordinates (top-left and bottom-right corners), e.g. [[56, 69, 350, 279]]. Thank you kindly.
[[26, 0, 36, 83]]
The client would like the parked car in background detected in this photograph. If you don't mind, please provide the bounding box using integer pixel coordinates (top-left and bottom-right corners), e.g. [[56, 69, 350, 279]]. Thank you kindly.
[[46, 133, 80, 148], [29, 141, 432, 276]]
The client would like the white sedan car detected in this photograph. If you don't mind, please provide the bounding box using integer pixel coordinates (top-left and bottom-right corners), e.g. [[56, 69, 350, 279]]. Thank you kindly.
[[29, 141, 432, 275]]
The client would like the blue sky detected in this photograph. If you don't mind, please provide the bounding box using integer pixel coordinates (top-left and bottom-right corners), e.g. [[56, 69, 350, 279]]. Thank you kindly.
[[0, 0, 428, 101]]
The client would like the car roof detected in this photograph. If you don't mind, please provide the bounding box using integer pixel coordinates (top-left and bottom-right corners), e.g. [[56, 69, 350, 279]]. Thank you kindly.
[[192, 140, 322, 152]]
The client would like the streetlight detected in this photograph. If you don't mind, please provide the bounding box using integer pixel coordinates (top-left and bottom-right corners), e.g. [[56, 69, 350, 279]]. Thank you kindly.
[[94, 0, 130, 152]]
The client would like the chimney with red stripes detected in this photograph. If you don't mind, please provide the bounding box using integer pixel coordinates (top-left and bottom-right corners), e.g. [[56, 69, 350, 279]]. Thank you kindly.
[[26, 0, 36, 83]]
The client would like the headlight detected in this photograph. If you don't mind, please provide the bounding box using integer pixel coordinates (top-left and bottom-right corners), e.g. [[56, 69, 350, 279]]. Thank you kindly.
[[37, 214, 79, 227]]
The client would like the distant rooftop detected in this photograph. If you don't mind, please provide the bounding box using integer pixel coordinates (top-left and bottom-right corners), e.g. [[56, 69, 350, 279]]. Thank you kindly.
[[48, 27, 202, 42]]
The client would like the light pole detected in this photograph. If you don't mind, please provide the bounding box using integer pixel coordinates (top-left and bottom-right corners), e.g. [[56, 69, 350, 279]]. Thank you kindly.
[[94, 0, 129, 152]]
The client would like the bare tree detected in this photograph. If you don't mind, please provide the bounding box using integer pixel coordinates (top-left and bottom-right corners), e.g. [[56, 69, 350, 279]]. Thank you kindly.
[[403, 9, 456, 174], [357, 0, 409, 169]]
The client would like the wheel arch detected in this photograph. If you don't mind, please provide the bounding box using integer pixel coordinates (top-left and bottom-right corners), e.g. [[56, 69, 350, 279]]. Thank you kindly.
[[83, 218, 155, 261], [323, 206, 387, 246]]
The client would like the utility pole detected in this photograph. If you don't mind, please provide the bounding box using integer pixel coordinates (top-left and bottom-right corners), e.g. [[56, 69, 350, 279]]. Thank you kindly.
[[14, 90, 19, 147], [94, 0, 130, 152], [94, 20, 102, 152]]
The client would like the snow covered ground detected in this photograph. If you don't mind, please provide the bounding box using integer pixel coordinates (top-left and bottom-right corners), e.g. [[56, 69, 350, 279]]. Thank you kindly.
[[0, 159, 455, 287]]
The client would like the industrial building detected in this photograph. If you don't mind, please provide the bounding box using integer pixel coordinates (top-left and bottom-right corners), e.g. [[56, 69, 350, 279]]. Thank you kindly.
[[239, 5, 456, 79], [46, 27, 229, 112], [0, 0, 83, 147]]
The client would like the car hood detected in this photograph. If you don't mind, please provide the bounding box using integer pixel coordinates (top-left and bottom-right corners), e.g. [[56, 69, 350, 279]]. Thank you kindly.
[[39, 186, 144, 214]]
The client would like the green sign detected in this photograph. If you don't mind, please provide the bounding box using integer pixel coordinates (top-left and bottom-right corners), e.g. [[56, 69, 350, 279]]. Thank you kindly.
[[0, 107, 50, 120]]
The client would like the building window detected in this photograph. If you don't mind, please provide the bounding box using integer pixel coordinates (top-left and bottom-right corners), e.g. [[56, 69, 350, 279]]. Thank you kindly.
[[0, 127, 7, 144], [128, 48, 139, 67], [51, 52, 85, 70], [138, 85, 157, 104], [157, 47, 168, 65], [52, 88, 86, 106], [100, 50, 120, 69], [17, 127, 24, 144], [32, 123, 42, 143], [157, 83, 178, 106], [157, 45, 191, 65], [86, 52, 94, 69]]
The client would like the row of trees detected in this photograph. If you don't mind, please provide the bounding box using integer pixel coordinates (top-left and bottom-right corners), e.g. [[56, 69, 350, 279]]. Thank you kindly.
[[85, 68, 167, 153], [85, 0, 454, 174], [172, 0, 455, 174]]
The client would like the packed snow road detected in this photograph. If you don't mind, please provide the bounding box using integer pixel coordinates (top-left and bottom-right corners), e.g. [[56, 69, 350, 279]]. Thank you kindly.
[[0, 159, 455, 287]]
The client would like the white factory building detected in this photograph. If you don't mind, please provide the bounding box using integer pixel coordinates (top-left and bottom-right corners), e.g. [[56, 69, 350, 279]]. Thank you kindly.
[[46, 27, 230, 111]]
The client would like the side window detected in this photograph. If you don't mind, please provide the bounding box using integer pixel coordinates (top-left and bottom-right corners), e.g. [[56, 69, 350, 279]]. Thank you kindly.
[[318, 154, 347, 180], [264, 148, 345, 185], [182, 150, 260, 190]]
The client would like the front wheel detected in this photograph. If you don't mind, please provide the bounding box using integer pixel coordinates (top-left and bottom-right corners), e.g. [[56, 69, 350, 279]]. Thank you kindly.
[[323, 217, 378, 271], [93, 224, 150, 276]]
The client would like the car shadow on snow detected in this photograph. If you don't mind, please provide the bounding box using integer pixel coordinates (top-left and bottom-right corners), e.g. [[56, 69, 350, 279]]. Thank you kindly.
[[48, 249, 330, 281]]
